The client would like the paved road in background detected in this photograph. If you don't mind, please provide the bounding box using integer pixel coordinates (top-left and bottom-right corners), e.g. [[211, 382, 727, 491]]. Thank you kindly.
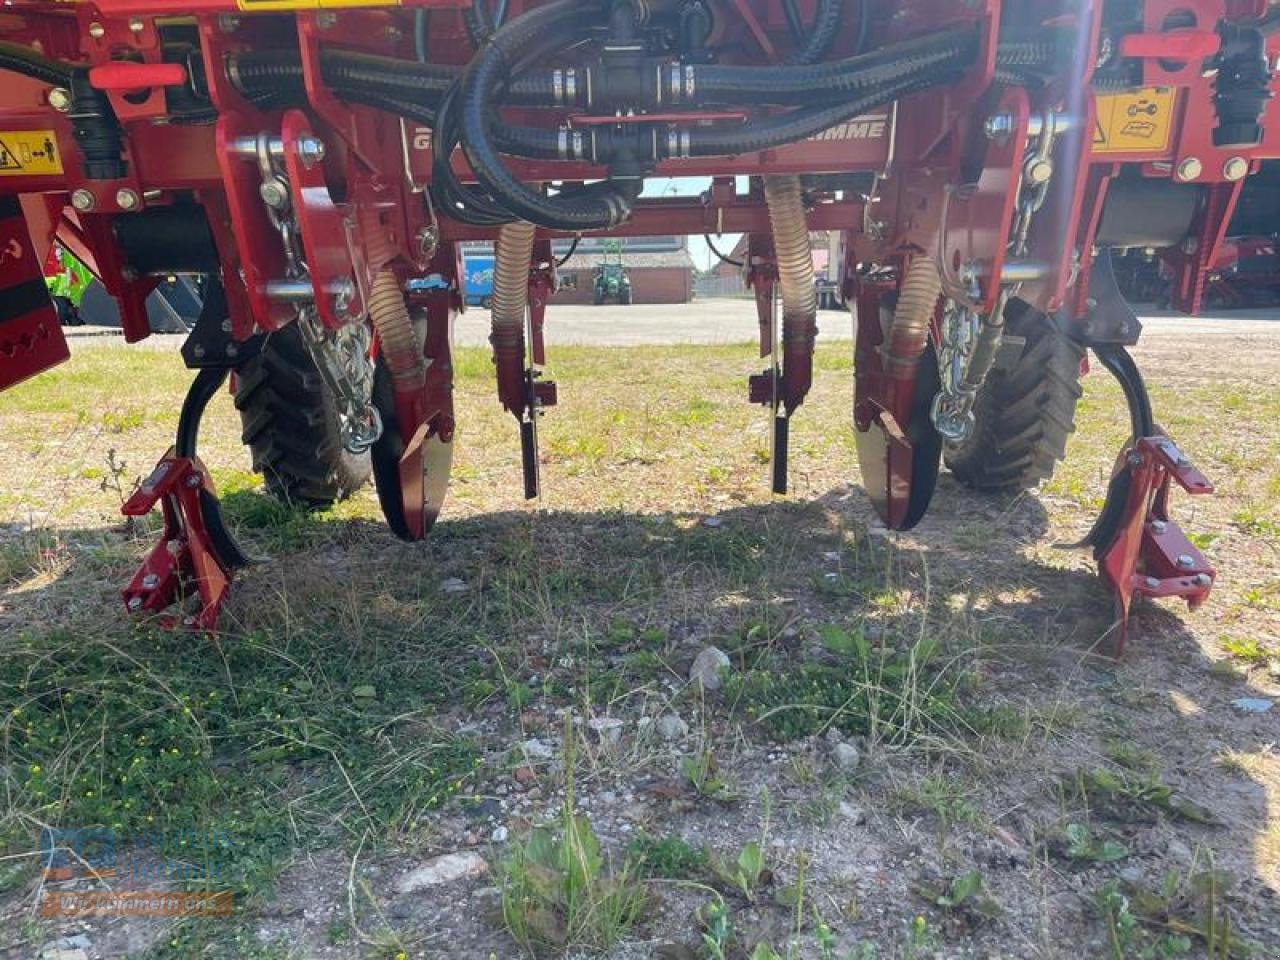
[[66, 299, 1280, 349]]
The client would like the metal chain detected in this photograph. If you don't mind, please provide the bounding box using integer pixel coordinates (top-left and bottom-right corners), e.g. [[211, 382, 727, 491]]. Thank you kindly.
[[930, 299, 982, 441], [931, 111, 1059, 442], [254, 134, 382, 454]]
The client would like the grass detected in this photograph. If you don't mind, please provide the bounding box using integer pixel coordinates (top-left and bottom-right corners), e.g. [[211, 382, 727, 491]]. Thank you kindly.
[[0, 330, 1277, 957], [499, 720, 647, 955]]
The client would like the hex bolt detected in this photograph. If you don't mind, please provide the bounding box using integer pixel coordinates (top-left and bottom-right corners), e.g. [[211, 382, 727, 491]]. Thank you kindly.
[[70, 189, 96, 212], [128, 18, 145, 33], [186, 474, 202, 488], [47, 87, 71, 112], [217, 14, 241, 33], [88, 22, 105, 39], [1145, 576, 1160, 589], [1176, 554, 1195, 569], [182, 616, 197, 627], [142, 573, 159, 589], [127, 596, 143, 610], [316, 11, 338, 29], [1176, 157, 1203, 181], [1222, 156, 1249, 181], [115, 188, 140, 210], [1151, 519, 1168, 534], [297, 135, 326, 167]]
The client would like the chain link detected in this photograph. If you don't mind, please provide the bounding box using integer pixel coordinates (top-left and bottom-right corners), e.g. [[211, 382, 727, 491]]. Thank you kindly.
[[931, 111, 1059, 442], [930, 300, 982, 441], [255, 134, 382, 454]]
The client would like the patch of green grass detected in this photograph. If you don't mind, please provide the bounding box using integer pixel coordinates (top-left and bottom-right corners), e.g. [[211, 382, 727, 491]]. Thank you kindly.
[[898, 774, 985, 829], [1060, 822, 1129, 863], [0, 529, 59, 585], [1219, 634, 1278, 669], [0, 626, 482, 892], [499, 723, 647, 954], [138, 918, 302, 959], [102, 409, 146, 433], [626, 832, 709, 880], [1231, 507, 1280, 540], [1065, 767, 1216, 825], [727, 627, 962, 744]]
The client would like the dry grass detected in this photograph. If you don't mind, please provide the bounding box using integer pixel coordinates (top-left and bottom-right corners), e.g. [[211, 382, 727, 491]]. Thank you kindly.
[[0, 320, 1277, 958]]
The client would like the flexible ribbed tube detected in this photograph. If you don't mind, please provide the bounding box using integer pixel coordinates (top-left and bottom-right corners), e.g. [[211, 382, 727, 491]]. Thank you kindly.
[[764, 176, 817, 324], [490, 220, 536, 411], [885, 257, 941, 380], [368, 270, 425, 389], [764, 175, 818, 412]]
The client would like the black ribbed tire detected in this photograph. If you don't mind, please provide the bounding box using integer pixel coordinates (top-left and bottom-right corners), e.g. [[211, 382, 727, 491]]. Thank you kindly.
[[944, 303, 1085, 492], [233, 324, 372, 509]]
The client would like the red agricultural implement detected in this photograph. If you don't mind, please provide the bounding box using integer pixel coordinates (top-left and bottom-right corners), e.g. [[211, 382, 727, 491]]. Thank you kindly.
[[0, 0, 1269, 650]]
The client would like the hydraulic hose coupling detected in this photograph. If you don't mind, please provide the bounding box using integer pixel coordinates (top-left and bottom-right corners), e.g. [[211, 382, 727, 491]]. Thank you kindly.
[[491, 221, 537, 414], [763, 176, 818, 413]]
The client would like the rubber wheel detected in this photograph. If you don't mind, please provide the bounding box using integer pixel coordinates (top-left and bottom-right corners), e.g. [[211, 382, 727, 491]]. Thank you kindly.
[[233, 324, 372, 509], [944, 302, 1085, 492]]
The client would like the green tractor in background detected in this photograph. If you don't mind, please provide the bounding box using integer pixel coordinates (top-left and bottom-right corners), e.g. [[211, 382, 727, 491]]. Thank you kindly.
[[593, 239, 633, 305]]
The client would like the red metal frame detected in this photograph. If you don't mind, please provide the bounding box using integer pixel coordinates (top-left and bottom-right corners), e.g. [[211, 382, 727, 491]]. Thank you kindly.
[[120, 454, 236, 631], [0, 0, 1274, 641]]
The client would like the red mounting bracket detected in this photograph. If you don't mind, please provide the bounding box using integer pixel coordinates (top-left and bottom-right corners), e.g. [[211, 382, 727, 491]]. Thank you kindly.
[[1096, 435, 1215, 654], [121, 454, 240, 631]]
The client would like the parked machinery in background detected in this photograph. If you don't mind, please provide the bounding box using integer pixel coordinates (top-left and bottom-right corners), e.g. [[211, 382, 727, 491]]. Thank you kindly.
[[1, 0, 1275, 649], [593, 239, 633, 305]]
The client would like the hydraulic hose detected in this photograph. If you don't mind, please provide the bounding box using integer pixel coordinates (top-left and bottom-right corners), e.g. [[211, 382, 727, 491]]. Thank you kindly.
[[0, 39, 73, 86], [490, 220, 536, 414], [885, 257, 942, 381], [459, 0, 641, 230], [786, 0, 844, 65], [687, 29, 978, 105], [683, 70, 945, 157], [763, 175, 818, 413], [230, 49, 563, 107]]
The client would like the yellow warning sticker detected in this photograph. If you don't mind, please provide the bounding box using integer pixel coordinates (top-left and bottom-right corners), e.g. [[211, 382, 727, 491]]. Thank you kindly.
[[1093, 87, 1177, 154], [0, 130, 63, 177]]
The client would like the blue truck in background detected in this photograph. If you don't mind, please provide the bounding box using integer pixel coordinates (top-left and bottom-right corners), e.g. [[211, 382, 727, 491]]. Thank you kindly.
[[463, 253, 495, 309]]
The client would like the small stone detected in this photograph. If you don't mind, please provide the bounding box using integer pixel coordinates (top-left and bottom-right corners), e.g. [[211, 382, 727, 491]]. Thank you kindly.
[[830, 741, 861, 771], [1232, 697, 1274, 714], [689, 645, 731, 690], [521, 738, 554, 760], [702, 516, 723, 528], [1119, 864, 1146, 886], [656, 713, 689, 741], [513, 765, 537, 786], [441, 577, 469, 594], [588, 716, 625, 745], [394, 851, 487, 893], [491, 825, 509, 843], [838, 801, 867, 824], [39, 939, 91, 960]]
